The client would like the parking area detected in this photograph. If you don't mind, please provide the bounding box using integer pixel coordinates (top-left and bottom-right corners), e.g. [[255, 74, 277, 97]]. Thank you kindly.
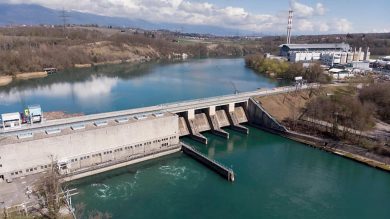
[[0, 173, 43, 209]]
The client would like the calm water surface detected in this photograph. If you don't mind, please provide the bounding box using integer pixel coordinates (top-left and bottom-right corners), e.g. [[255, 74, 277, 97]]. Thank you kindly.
[[0, 58, 280, 114], [2, 58, 389, 218]]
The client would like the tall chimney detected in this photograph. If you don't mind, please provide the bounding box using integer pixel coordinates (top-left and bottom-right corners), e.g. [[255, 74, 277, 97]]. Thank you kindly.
[[286, 10, 293, 44], [365, 47, 370, 60]]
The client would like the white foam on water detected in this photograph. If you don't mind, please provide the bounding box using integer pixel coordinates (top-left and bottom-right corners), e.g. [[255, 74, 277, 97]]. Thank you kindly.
[[92, 183, 112, 199], [159, 165, 188, 180]]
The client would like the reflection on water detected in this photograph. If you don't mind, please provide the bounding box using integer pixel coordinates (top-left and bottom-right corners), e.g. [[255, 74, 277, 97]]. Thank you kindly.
[[0, 76, 119, 105], [0, 58, 281, 114]]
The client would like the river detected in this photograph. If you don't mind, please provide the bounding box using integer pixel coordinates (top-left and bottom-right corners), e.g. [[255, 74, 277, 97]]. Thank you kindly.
[[1, 58, 389, 218], [0, 58, 280, 114]]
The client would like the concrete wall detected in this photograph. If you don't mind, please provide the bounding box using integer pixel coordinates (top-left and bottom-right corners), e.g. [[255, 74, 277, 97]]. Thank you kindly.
[[234, 106, 248, 124], [0, 114, 179, 180], [193, 113, 211, 132], [179, 117, 190, 136], [216, 110, 230, 127], [247, 97, 287, 132]]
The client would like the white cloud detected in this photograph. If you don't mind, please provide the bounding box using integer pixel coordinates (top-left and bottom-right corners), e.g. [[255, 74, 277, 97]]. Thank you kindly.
[[332, 18, 352, 33], [318, 22, 329, 32], [297, 19, 314, 32], [1, 0, 355, 34], [315, 3, 325, 15], [370, 28, 390, 33], [290, 0, 326, 17], [290, 0, 314, 17]]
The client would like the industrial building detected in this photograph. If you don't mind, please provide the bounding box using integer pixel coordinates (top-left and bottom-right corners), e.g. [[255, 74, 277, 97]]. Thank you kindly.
[[279, 43, 371, 67], [0, 112, 180, 181], [279, 43, 350, 62]]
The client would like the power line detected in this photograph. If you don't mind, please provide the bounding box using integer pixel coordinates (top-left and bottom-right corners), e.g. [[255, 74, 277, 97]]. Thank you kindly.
[[59, 8, 70, 37]]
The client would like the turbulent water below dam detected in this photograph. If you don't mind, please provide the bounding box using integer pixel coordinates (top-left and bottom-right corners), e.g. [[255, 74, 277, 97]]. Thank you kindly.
[[1, 58, 389, 218]]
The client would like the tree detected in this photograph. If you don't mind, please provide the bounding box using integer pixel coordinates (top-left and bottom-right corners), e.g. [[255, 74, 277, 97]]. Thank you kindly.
[[32, 162, 63, 219], [359, 82, 390, 123]]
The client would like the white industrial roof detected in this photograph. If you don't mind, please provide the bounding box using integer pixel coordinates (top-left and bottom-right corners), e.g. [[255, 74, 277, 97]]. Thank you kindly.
[[1, 112, 21, 121], [280, 43, 350, 50]]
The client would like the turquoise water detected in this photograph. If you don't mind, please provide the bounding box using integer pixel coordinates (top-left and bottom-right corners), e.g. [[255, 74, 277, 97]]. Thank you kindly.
[[71, 128, 390, 218], [2, 58, 389, 218], [0, 58, 281, 115]]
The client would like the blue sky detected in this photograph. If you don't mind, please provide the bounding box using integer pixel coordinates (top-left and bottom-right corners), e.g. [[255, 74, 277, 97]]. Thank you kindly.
[[2, 0, 389, 34]]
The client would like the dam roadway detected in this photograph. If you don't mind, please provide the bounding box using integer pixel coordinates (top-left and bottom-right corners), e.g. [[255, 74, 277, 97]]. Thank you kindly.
[[1, 84, 315, 136]]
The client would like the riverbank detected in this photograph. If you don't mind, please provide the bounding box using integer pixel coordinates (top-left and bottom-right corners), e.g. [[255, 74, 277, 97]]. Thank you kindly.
[[257, 125, 390, 172], [0, 75, 12, 86], [15, 71, 48, 80], [0, 56, 152, 87], [254, 86, 390, 171], [0, 72, 49, 87]]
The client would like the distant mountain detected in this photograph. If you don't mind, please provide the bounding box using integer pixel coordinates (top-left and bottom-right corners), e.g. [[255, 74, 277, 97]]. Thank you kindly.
[[0, 3, 253, 36]]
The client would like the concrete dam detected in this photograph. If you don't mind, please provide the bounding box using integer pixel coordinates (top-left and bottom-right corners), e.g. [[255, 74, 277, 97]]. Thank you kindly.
[[0, 86, 306, 182]]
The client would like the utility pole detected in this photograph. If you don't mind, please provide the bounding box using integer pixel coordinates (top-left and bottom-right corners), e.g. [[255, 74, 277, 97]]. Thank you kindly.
[[59, 8, 70, 38]]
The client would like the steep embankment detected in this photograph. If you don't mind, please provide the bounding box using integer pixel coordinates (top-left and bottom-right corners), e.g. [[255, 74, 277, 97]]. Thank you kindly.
[[255, 85, 353, 122], [255, 85, 390, 166], [255, 88, 322, 122]]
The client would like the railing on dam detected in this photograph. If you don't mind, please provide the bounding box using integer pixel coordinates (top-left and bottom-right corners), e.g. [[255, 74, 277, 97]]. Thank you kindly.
[[1, 84, 318, 136]]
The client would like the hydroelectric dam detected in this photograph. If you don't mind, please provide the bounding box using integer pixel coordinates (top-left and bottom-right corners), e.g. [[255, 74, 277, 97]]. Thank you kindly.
[[0, 85, 307, 183]]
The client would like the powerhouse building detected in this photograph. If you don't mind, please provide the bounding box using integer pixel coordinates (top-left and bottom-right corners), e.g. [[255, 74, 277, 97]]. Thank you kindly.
[[0, 112, 180, 181]]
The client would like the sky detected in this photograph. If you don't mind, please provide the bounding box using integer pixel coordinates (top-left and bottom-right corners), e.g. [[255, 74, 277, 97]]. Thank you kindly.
[[2, 0, 389, 34]]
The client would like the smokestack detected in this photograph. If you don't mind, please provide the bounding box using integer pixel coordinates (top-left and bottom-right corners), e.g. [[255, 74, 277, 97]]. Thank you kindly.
[[286, 10, 293, 44], [359, 47, 364, 61], [365, 47, 370, 61]]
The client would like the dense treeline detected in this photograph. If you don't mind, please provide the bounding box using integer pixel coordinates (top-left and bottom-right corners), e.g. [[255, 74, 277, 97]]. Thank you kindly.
[[305, 92, 375, 133], [300, 84, 390, 155], [304, 83, 390, 133], [245, 53, 331, 83], [359, 82, 390, 123]]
